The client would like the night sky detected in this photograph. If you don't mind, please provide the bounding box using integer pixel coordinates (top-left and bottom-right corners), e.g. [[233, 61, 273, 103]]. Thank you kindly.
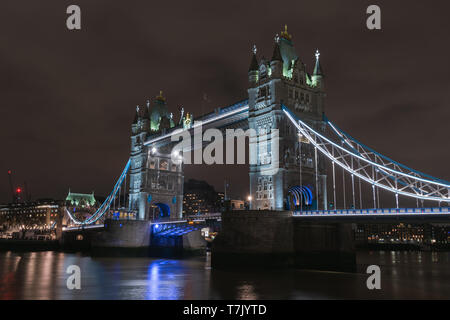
[[0, 0, 449, 203]]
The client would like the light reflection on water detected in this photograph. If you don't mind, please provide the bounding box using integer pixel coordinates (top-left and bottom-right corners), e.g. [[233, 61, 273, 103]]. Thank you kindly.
[[0, 250, 448, 299]]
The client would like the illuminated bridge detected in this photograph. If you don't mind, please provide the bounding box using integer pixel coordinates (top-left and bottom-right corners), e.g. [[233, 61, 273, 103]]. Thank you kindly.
[[63, 26, 449, 229]]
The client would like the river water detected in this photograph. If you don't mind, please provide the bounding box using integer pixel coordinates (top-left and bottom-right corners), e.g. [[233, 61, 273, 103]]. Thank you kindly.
[[0, 251, 448, 299]]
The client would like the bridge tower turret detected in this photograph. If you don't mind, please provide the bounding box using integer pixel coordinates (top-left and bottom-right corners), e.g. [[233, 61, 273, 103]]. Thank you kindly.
[[248, 25, 328, 211], [248, 45, 259, 85], [129, 103, 150, 219], [269, 37, 283, 78]]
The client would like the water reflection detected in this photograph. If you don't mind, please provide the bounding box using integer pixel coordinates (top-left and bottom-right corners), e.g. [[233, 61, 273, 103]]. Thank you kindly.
[[0, 251, 448, 299], [146, 259, 184, 299]]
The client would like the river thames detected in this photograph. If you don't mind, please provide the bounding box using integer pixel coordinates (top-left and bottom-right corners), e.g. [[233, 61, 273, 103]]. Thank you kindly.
[[0, 251, 449, 299]]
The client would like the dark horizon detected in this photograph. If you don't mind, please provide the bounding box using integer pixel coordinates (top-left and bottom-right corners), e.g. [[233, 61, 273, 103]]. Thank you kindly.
[[1, 1, 449, 204]]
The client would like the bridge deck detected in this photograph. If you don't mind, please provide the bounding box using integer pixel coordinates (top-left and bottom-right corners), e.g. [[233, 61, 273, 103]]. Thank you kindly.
[[293, 207, 450, 223]]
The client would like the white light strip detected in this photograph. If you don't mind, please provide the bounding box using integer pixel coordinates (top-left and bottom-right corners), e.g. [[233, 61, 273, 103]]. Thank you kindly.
[[64, 224, 105, 231], [327, 120, 448, 186], [293, 209, 450, 217], [284, 109, 449, 201], [284, 108, 449, 189], [151, 220, 187, 225], [144, 105, 249, 146]]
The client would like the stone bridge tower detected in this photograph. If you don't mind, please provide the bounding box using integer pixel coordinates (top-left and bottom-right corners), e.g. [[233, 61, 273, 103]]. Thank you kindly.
[[248, 26, 327, 211], [129, 92, 183, 220]]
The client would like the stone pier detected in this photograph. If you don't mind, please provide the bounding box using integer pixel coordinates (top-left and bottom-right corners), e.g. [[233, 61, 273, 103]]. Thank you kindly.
[[89, 219, 208, 257], [211, 211, 356, 272], [91, 220, 152, 256]]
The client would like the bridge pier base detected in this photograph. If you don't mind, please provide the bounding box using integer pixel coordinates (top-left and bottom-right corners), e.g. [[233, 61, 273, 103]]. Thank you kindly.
[[91, 219, 152, 256], [293, 221, 355, 272], [150, 229, 208, 257], [89, 219, 209, 257], [211, 211, 356, 272]]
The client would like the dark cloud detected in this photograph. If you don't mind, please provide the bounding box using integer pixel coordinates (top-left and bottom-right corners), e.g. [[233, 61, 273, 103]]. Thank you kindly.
[[0, 0, 449, 202]]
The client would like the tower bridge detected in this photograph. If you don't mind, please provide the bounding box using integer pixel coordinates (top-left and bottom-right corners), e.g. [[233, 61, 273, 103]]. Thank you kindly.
[[61, 26, 449, 270]]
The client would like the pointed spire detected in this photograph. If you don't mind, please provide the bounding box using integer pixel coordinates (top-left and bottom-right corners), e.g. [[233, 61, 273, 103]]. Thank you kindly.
[[179, 107, 184, 125], [313, 49, 323, 76], [271, 39, 282, 62], [133, 105, 140, 124], [142, 100, 149, 118], [248, 45, 259, 72]]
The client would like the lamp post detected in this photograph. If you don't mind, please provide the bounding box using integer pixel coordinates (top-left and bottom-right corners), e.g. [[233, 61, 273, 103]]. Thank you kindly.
[[247, 195, 252, 210]]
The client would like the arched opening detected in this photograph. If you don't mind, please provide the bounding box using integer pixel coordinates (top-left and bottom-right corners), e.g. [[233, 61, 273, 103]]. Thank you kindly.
[[154, 203, 171, 218], [286, 185, 314, 211]]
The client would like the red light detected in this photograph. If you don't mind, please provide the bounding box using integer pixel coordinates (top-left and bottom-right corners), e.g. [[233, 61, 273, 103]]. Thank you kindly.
[[16, 188, 22, 194], [8, 170, 11, 174]]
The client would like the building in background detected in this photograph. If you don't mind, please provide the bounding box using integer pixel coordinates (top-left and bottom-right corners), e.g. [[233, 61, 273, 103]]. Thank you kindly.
[[229, 199, 245, 210], [66, 190, 97, 207], [355, 223, 449, 249], [183, 179, 223, 216], [0, 199, 62, 238]]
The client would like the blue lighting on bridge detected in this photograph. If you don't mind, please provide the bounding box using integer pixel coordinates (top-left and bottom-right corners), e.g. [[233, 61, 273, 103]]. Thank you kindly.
[[154, 203, 170, 218], [152, 223, 203, 237], [287, 185, 314, 210]]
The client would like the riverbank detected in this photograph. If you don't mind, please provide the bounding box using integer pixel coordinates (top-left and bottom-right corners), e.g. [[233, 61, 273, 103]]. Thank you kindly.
[[356, 242, 450, 251], [0, 239, 449, 254], [0, 239, 59, 251]]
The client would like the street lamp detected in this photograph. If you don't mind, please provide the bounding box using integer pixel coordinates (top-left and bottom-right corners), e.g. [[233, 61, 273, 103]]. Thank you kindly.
[[247, 195, 252, 210]]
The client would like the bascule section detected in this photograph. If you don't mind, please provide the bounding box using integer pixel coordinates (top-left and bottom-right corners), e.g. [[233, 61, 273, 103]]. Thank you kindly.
[[247, 26, 327, 211], [129, 91, 183, 220]]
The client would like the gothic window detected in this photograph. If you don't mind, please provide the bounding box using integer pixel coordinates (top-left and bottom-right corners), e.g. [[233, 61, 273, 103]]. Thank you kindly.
[[288, 88, 293, 99], [294, 73, 298, 83], [259, 87, 266, 98], [149, 161, 155, 169], [301, 92, 304, 101], [294, 90, 298, 99], [159, 160, 168, 170], [259, 64, 267, 78], [171, 164, 177, 171], [306, 94, 310, 103]]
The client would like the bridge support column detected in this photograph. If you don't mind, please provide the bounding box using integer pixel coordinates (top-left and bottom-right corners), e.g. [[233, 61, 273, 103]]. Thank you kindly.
[[91, 219, 152, 256], [138, 192, 148, 220], [212, 211, 356, 272], [321, 174, 327, 210], [293, 221, 355, 272]]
